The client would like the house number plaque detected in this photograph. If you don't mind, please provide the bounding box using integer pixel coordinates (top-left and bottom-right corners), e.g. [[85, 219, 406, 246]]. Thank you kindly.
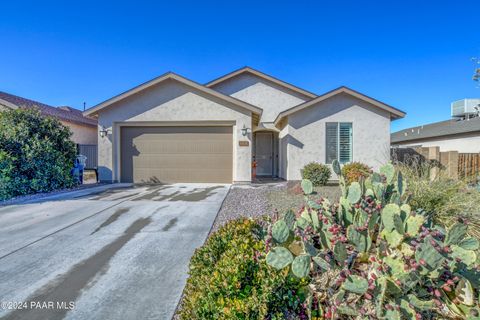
[[239, 141, 249, 147]]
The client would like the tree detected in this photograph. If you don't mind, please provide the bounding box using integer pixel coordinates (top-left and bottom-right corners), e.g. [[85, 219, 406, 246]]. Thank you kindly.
[[473, 57, 480, 82]]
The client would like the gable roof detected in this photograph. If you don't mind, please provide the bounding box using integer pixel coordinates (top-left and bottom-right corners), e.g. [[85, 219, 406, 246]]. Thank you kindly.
[[205, 66, 318, 99], [84, 72, 263, 117], [273, 86, 406, 125], [0, 91, 97, 127], [391, 116, 480, 143]]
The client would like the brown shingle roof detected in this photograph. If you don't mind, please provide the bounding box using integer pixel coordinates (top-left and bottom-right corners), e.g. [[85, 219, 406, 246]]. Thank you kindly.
[[0, 91, 97, 127]]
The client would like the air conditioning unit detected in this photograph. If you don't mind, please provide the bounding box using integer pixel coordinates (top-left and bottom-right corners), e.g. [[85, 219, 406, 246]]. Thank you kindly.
[[451, 99, 480, 118]]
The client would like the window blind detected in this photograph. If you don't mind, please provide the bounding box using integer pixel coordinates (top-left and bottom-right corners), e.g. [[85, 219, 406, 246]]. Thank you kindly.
[[325, 122, 352, 164], [326, 122, 338, 163], [339, 123, 352, 163]]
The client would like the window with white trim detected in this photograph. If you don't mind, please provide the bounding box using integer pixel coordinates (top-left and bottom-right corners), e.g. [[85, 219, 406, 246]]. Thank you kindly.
[[326, 122, 352, 164]]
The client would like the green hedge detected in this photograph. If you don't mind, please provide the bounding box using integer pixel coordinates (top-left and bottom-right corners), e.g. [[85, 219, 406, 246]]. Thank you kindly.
[[178, 219, 305, 319], [0, 108, 77, 200]]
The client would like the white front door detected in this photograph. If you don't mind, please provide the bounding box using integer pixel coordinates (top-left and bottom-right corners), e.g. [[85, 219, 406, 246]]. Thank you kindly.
[[255, 132, 273, 176]]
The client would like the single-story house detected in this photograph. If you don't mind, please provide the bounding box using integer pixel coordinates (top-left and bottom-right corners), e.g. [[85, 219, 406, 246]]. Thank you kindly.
[[0, 91, 97, 145], [84, 67, 405, 183], [391, 116, 480, 153]]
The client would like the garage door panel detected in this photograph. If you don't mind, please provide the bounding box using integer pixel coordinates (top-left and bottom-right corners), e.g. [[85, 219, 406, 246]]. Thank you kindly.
[[134, 141, 231, 154], [134, 168, 231, 184], [133, 154, 231, 168], [121, 126, 233, 183]]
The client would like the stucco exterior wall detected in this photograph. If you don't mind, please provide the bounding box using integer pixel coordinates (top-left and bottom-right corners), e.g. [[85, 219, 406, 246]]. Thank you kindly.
[[278, 124, 289, 179], [210, 73, 308, 123], [96, 79, 252, 183], [394, 133, 480, 153], [61, 121, 98, 145], [285, 93, 391, 180]]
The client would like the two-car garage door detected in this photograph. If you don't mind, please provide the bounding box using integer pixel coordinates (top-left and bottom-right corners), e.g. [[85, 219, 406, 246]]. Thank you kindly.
[[120, 126, 233, 183]]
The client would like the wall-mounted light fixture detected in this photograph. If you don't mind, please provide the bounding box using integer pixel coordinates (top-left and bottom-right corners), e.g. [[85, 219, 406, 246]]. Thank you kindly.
[[241, 124, 251, 137], [99, 126, 110, 138]]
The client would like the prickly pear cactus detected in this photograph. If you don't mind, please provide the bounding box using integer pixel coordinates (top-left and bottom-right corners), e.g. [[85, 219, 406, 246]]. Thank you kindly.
[[301, 179, 313, 195], [264, 162, 480, 319]]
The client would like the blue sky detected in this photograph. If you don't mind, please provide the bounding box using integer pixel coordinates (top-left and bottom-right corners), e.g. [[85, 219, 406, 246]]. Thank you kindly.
[[1, 1, 479, 131]]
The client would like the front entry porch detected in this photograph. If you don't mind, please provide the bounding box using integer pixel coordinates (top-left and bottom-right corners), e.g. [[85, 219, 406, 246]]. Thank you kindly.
[[253, 130, 279, 178]]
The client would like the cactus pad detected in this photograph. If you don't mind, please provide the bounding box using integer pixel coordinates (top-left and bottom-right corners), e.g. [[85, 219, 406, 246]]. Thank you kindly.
[[445, 222, 468, 245], [405, 214, 424, 237], [459, 237, 480, 251], [347, 225, 370, 252], [415, 237, 445, 271], [380, 163, 395, 184], [272, 219, 290, 243], [292, 254, 311, 278], [381, 203, 401, 231], [332, 159, 341, 175], [342, 275, 368, 294], [347, 182, 361, 204], [333, 242, 347, 264], [381, 229, 403, 248], [451, 245, 477, 267], [301, 179, 313, 195], [283, 209, 296, 230], [266, 247, 293, 270]]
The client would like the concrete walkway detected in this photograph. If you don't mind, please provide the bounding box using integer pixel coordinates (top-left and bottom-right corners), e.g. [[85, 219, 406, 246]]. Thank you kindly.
[[0, 183, 229, 320]]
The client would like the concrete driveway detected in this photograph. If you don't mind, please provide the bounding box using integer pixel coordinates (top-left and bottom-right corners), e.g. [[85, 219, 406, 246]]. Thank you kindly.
[[0, 183, 230, 320]]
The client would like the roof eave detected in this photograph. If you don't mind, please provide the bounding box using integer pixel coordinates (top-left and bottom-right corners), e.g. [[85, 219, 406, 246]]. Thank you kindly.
[[0, 98, 19, 110], [205, 66, 318, 99], [392, 129, 480, 144], [84, 72, 263, 117], [273, 86, 405, 127]]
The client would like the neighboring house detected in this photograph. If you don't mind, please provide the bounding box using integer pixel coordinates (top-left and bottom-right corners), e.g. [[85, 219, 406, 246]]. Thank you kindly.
[[0, 91, 97, 145], [391, 99, 480, 153], [391, 117, 480, 153], [84, 67, 405, 183]]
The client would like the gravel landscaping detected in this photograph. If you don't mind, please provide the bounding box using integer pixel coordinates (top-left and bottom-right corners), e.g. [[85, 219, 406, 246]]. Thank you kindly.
[[211, 182, 285, 232], [211, 181, 342, 232]]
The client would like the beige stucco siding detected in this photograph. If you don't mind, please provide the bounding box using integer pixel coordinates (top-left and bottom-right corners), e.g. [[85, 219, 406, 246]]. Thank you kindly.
[[394, 133, 480, 153], [61, 121, 97, 145], [209, 73, 308, 123], [282, 93, 391, 180], [96, 79, 252, 182]]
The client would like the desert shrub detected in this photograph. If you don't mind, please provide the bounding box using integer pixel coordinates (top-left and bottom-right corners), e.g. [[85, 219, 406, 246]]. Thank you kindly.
[[0, 108, 77, 200], [301, 162, 331, 186], [396, 161, 480, 239], [265, 161, 480, 319], [178, 218, 304, 320], [341, 161, 371, 185]]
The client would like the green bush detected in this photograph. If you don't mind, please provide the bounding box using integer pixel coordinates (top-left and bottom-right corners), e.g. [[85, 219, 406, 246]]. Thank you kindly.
[[178, 219, 304, 320], [341, 161, 371, 185], [301, 162, 331, 186], [265, 161, 480, 319], [0, 108, 77, 200]]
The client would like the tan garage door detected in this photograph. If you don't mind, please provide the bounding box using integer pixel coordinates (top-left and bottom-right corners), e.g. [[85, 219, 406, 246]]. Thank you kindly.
[[120, 126, 233, 183]]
